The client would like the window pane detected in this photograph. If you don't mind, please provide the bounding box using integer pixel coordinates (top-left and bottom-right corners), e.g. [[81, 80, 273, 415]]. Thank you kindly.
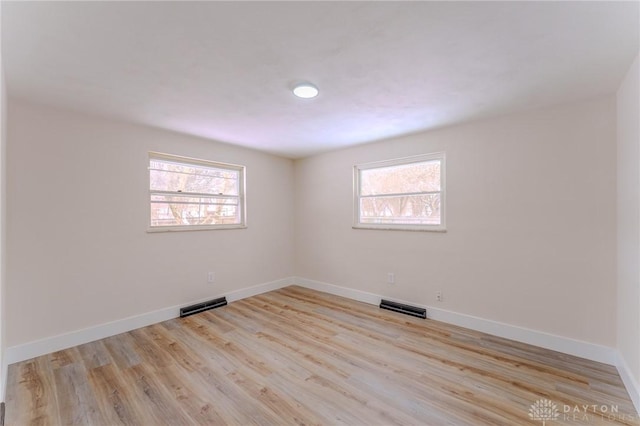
[[150, 196, 240, 227], [360, 160, 440, 196], [360, 194, 441, 225], [150, 160, 239, 195]]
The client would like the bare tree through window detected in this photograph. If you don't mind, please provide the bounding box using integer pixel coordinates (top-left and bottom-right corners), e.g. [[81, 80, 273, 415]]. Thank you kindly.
[[355, 153, 445, 230], [149, 153, 245, 229]]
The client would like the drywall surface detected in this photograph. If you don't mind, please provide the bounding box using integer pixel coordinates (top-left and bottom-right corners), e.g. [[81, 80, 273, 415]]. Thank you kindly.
[[6, 100, 294, 346], [0, 53, 7, 400], [295, 96, 617, 346], [617, 54, 640, 385]]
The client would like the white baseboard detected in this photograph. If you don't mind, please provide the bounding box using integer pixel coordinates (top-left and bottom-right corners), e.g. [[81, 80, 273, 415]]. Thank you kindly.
[[293, 277, 617, 365], [5, 277, 294, 365], [225, 277, 294, 303], [616, 352, 640, 414], [294, 277, 382, 305], [426, 308, 617, 366]]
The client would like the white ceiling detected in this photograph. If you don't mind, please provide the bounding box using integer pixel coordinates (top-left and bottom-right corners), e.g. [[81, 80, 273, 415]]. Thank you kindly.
[[2, 1, 638, 158]]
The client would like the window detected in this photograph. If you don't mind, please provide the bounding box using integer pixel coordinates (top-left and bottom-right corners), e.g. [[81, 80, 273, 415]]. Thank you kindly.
[[148, 152, 246, 231], [354, 153, 445, 231]]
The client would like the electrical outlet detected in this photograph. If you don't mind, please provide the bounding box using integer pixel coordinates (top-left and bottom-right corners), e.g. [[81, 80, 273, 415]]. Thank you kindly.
[[387, 272, 395, 285], [436, 291, 443, 302], [207, 272, 215, 283]]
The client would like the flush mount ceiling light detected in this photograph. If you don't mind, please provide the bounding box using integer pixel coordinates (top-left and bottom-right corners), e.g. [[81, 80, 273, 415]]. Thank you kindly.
[[292, 83, 319, 99]]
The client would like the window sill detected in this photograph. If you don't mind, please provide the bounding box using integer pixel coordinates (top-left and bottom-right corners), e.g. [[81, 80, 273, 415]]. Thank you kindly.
[[352, 224, 447, 232], [147, 224, 247, 233]]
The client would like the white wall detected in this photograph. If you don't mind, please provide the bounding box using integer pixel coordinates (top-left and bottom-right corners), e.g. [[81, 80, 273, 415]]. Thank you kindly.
[[295, 97, 617, 347], [0, 38, 6, 402], [617, 54, 640, 401], [6, 100, 294, 347]]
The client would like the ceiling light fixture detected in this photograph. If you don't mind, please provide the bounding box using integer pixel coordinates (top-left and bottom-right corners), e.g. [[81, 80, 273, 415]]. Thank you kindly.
[[292, 83, 319, 99]]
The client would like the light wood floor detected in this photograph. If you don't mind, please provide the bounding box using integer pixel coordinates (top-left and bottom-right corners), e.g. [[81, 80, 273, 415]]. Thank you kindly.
[[6, 286, 639, 425]]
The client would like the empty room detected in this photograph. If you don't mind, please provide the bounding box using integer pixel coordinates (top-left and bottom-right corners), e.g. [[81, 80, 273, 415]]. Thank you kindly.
[[0, 1, 638, 425]]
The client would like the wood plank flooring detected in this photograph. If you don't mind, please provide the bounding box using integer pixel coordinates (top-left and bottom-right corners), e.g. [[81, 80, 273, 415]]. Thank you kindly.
[[6, 286, 639, 425]]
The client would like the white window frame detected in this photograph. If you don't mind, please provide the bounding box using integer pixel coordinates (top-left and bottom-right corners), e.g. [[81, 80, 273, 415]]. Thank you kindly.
[[353, 152, 446, 232], [148, 152, 247, 232]]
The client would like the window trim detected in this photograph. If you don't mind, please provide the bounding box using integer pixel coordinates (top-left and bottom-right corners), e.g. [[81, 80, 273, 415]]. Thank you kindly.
[[147, 151, 247, 233], [353, 152, 446, 232]]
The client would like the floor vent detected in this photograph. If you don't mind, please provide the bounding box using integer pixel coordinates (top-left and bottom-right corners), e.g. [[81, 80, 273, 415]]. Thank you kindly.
[[180, 297, 227, 318], [380, 299, 426, 319]]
